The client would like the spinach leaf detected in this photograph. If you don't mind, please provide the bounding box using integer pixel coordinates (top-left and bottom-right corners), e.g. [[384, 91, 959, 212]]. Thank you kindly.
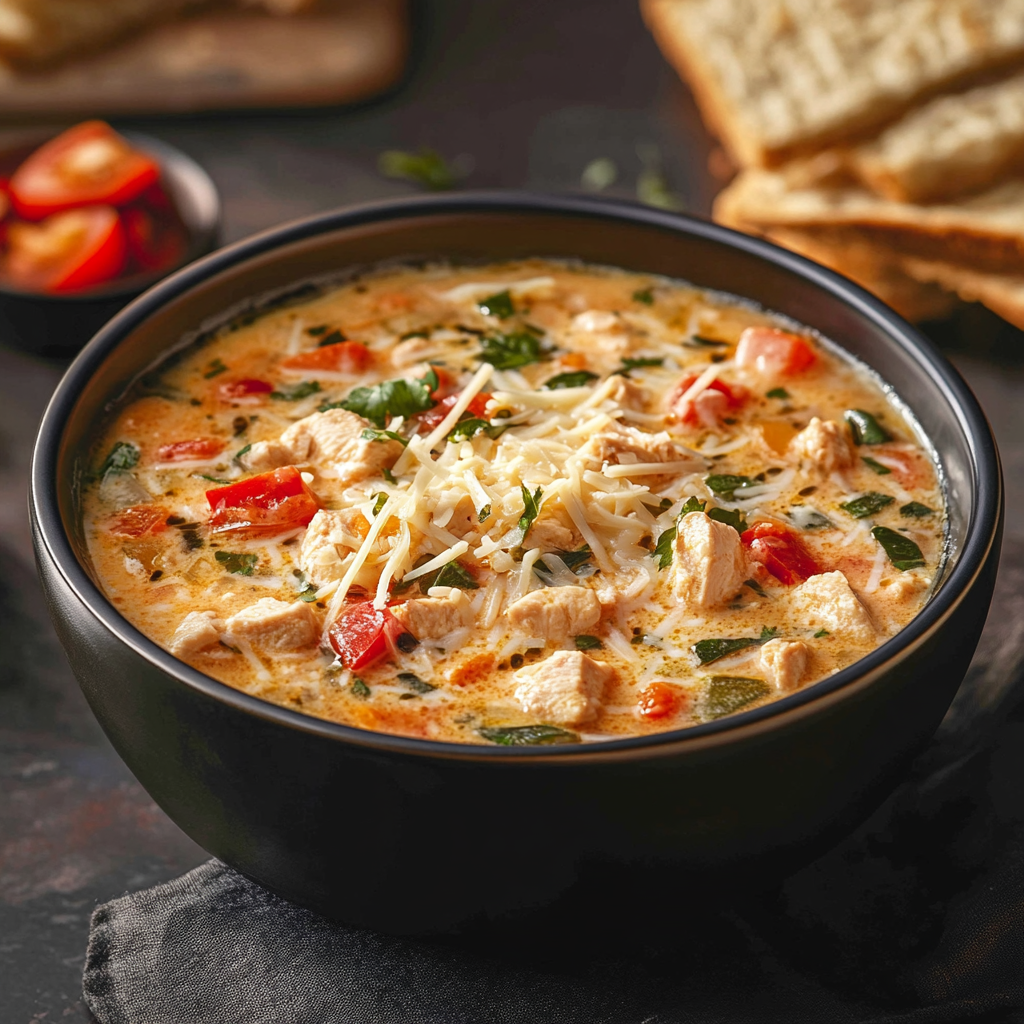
[[900, 501, 935, 518], [378, 148, 458, 190], [840, 492, 894, 519], [433, 560, 480, 590], [632, 288, 654, 305], [575, 635, 603, 650], [862, 456, 891, 475], [845, 408, 891, 445], [614, 356, 664, 375], [705, 474, 757, 501], [533, 545, 595, 584], [97, 440, 140, 478], [680, 495, 706, 514], [478, 331, 543, 370], [478, 290, 514, 319], [397, 672, 436, 694], [872, 526, 926, 571], [339, 376, 435, 428], [350, 678, 370, 698], [700, 676, 772, 720], [693, 626, 777, 665], [447, 417, 508, 442], [215, 551, 259, 576], [766, 387, 789, 399], [361, 427, 408, 447], [478, 724, 580, 746], [271, 380, 321, 401], [518, 484, 543, 537], [652, 526, 677, 570], [203, 357, 228, 379], [542, 370, 600, 390], [708, 506, 747, 533]]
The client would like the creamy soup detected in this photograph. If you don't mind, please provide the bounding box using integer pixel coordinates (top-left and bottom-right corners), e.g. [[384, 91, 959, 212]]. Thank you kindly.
[[83, 260, 945, 745]]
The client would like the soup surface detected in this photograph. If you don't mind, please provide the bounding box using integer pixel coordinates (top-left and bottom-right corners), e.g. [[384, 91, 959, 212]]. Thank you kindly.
[[83, 260, 945, 745]]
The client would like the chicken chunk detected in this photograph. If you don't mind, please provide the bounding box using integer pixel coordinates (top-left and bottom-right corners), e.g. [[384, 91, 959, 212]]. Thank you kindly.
[[788, 417, 853, 476], [280, 409, 402, 485], [671, 511, 748, 608], [238, 439, 294, 473], [608, 375, 649, 412], [581, 424, 695, 487], [563, 309, 634, 357], [298, 508, 368, 587], [506, 585, 601, 639], [512, 650, 614, 727], [169, 611, 223, 658], [224, 598, 318, 652], [391, 590, 473, 640], [788, 571, 875, 643], [523, 515, 576, 552], [760, 638, 811, 691]]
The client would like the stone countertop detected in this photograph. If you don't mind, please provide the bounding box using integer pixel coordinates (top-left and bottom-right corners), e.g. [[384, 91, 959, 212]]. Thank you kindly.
[[2, 0, 1023, 1018]]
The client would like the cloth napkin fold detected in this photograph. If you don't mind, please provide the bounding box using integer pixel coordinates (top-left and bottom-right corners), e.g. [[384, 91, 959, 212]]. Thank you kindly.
[[83, 545, 1024, 1024]]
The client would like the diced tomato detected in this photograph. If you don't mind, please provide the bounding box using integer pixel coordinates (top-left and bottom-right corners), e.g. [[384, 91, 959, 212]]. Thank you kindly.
[[425, 365, 455, 396], [328, 601, 404, 670], [668, 374, 744, 427], [217, 378, 274, 403], [417, 391, 493, 431], [735, 327, 816, 377], [108, 505, 169, 538], [206, 466, 320, 535], [636, 681, 686, 720], [157, 437, 226, 462], [123, 203, 186, 273], [2, 205, 126, 293], [280, 340, 372, 374], [741, 522, 821, 585], [9, 121, 160, 220]]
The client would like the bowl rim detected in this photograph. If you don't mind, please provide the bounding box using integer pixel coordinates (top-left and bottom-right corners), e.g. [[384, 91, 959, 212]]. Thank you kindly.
[[30, 190, 1003, 762], [0, 130, 221, 304]]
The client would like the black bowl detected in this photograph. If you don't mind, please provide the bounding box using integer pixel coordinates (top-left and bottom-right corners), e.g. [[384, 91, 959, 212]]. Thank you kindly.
[[0, 131, 221, 358], [30, 193, 1002, 934]]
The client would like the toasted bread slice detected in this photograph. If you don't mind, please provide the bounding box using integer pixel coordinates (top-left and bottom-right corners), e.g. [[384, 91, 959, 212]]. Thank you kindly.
[[714, 168, 1024, 274], [641, 0, 1024, 168], [900, 255, 1024, 329]]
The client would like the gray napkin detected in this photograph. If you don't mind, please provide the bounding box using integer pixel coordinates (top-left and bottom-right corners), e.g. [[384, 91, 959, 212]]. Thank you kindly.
[[83, 544, 1024, 1024]]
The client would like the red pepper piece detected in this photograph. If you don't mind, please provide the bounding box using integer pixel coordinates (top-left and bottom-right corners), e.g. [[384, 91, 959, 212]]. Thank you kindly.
[[636, 681, 686, 720], [280, 340, 373, 374], [741, 521, 821, 585], [668, 375, 743, 426], [217, 378, 274, 403], [328, 600, 404, 670], [416, 391, 492, 431], [735, 327, 816, 376], [108, 505, 169, 538], [206, 466, 320, 536], [157, 438, 226, 462]]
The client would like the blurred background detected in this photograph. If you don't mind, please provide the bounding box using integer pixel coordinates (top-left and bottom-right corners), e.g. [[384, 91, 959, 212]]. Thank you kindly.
[[2, 0, 1022, 1017]]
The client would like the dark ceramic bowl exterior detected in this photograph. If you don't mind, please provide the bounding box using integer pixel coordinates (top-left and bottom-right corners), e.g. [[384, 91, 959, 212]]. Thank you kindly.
[[31, 193, 1002, 933], [0, 133, 220, 357]]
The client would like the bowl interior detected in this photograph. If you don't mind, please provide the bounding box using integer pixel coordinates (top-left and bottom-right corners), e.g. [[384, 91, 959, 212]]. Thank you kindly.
[[40, 197, 998, 749]]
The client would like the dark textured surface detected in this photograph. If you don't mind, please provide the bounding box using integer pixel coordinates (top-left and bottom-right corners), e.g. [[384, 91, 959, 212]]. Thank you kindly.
[[1, 0, 1023, 1020]]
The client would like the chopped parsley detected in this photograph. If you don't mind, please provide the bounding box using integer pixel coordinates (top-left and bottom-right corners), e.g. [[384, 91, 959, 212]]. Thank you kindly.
[[478, 290, 514, 319], [271, 380, 321, 401], [337, 375, 435, 428], [840, 492, 895, 519], [693, 626, 778, 665], [350, 678, 370, 698], [203, 358, 228, 379], [518, 484, 543, 538], [845, 408, 891, 445], [478, 331, 544, 370], [872, 526, 926, 571], [542, 370, 600, 390], [478, 724, 580, 746], [215, 551, 259, 576]]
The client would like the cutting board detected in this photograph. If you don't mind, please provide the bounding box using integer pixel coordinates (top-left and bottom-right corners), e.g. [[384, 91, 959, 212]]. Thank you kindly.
[[0, 0, 408, 120]]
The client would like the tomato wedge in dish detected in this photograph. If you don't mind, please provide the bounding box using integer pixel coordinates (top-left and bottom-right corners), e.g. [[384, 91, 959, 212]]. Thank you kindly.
[[668, 375, 744, 427], [416, 391, 493, 431], [217, 379, 274, 403], [741, 522, 821, 585], [108, 505, 169, 539], [206, 466, 320, 535], [280, 340, 373, 374], [328, 601, 405, 670], [3, 205, 127, 293], [735, 327, 816, 377], [157, 438, 226, 462], [9, 121, 159, 220]]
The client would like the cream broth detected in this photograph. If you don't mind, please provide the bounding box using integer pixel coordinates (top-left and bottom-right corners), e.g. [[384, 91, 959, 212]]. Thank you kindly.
[[83, 260, 945, 745]]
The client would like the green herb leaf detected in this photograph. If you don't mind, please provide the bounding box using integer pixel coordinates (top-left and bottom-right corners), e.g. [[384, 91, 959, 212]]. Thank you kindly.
[[478, 290, 514, 319], [478, 331, 544, 370], [533, 546, 595, 584], [371, 493, 388, 517], [705, 474, 757, 501], [542, 370, 600, 390], [743, 579, 766, 597], [478, 724, 580, 746], [685, 335, 729, 349], [361, 427, 408, 447], [316, 329, 346, 347], [518, 484, 543, 537], [97, 440, 140, 478], [378, 148, 458, 191], [693, 627, 777, 665], [652, 526, 677, 570], [234, 443, 252, 460], [575, 635, 603, 650], [194, 473, 231, 485], [400, 328, 430, 341], [293, 569, 319, 602], [203, 357, 228, 379], [307, 325, 329, 336], [680, 496, 706, 514], [700, 676, 772, 720], [397, 672, 437, 694], [615, 356, 664, 375], [900, 501, 935, 518], [766, 387, 789, 399], [339, 376, 435, 428], [271, 380, 321, 401], [862, 456, 892, 475], [632, 287, 654, 305], [433, 560, 480, 590], [447, 417, 508, 442], [478, 504, 492, 523], [845, 409, 891, 445], [814, 629, 830, 638], [382, 467, 397, 484], [788, 507, 833, 530], [872, 525, 926, 571], [215, 551, 259, 576], [708, 506, 747, 533], [840, 492, 895, 519], [351, 677, 370, 698], [422, 367, 440, 393]]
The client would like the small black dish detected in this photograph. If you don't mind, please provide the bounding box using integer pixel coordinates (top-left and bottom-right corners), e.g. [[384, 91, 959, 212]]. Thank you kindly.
[[30, 193, 1002, 934], [0, 131, 220, 358]]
